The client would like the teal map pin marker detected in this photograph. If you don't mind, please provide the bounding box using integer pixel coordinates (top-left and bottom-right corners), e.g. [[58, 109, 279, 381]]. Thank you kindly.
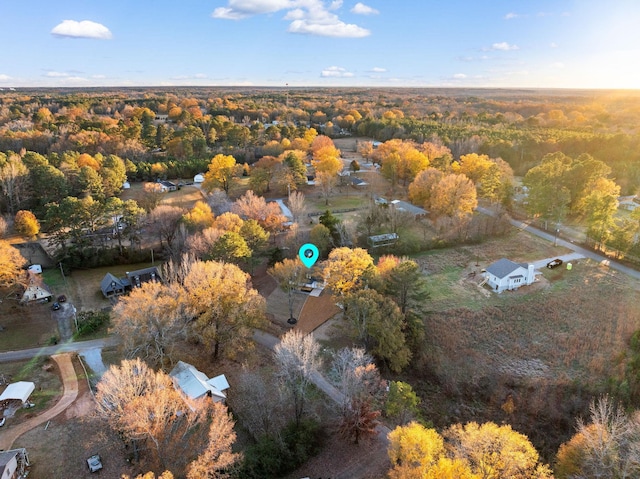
[[299, 243, 319, 269]]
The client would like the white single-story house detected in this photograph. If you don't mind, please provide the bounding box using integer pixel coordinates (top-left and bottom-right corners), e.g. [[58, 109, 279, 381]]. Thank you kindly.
[[20, 274, 52, 304], [483, 258, 538, 293], [194, 173, 205, 184], [158, 180, 177, 192], [0, 381, 35, 404], [0, 449, 30, 479], [169, 361, 229, 405]]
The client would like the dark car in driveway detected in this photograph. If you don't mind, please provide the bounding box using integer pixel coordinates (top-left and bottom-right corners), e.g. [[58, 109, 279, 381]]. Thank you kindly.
[[547, 258, 563, 269]]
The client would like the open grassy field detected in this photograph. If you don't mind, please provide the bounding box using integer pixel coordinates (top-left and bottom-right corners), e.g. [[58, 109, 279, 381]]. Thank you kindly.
[[405, 229, 640, 458], [0, 297, 59, 351]]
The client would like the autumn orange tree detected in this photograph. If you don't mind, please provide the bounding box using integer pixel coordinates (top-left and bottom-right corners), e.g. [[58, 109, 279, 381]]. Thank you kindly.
[[322, 246, 375, 298], [14, 210, 39, 239], [0, 240, 26, 288], [111, 281, 190, 369], [388, 421, 551, 479], [444, 421, 553, 479], [96, 359, 240, 476], [555, 396, 640, 479], [183, 259, 265, 360], [203, 154, 237, 194]]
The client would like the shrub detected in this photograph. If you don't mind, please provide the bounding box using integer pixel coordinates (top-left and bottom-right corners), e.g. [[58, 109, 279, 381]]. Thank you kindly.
[[74, 310, 110, 339]]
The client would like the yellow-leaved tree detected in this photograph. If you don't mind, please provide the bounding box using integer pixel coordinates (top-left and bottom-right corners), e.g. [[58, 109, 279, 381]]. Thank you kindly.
[[183, 260, 265, 360], [203, 154, 237, 194]]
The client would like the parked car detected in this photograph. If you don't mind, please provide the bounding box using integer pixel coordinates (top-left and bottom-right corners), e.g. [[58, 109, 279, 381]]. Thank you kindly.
[[24, 402, 35, 409], [547, 258, 563, 269], [57, 295, 67, 302], [87, 454, 103, 473], [0, 417, 6, 427], [51, 302, 61, 311]]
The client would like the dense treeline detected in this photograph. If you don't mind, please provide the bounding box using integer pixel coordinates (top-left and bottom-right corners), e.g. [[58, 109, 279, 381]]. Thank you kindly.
[[1, 87, 639, 191]]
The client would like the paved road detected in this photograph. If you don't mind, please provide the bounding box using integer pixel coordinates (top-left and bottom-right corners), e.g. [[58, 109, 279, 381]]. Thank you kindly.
[[0, 336, 120, 363], [0, 353, 78, 450], [477, 206, 640, 281], [252, 329, 391, 479]]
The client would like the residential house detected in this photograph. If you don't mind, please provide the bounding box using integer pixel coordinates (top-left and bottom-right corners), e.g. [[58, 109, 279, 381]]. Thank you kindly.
[[100, 273, 129, 298], [99, 266, 161, 298], [0, 448, 29, 479], [126, 266, 161, 289], [20, 273, 52, 304], [158, 180, 177, 192], [482, 258, 537, 293], [169, 361, 229, 405], [389, 199, 428, 219]]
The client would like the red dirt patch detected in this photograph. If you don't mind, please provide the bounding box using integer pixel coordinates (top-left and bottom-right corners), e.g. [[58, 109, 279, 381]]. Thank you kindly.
[[295, 291, 341, 334]]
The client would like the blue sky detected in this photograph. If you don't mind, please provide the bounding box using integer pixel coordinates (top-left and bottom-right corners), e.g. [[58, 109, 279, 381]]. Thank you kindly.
[[1, 0, 639, 89]]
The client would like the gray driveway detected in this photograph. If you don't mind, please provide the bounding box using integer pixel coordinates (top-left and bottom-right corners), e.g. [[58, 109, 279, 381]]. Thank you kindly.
[[476, 206, 640, 281]]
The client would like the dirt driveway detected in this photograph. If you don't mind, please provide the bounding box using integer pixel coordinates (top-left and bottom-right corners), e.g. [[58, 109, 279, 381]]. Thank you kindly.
[[0, 353, 78, 450]]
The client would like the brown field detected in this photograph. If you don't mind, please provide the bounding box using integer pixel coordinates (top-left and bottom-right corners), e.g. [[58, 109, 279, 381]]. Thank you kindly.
[[0, 297, 59, 351]]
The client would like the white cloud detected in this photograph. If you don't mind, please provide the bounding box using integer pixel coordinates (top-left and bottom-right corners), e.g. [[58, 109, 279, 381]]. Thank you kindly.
[[453, 73, 467, 79], [351, 2, 379, 15], [504, 12, 520, 20], [371, 67, 386, 72], [550, 42, 558, 48], [91, 74, 107, 79], [491, 42, 519, 51], [321, 66, 354, 77], [45, 71, 69, 77], [289, 19, 369, 37], [213, 0, 371, 37], [51, 20, 112, 40], [0, 74, 11, 81]]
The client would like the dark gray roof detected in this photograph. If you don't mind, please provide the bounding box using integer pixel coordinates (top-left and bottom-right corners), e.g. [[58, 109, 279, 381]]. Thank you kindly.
[[0, 450, 19, 472], [485, 258, 527, 279], [100, 272, 128, 294], [126, 266, 161, 280]]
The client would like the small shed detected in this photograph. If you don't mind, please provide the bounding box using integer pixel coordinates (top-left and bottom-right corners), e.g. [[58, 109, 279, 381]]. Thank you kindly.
[[0, 381, 35, 404], [368, 233, 399, 248], [194, 173, 205, 184]]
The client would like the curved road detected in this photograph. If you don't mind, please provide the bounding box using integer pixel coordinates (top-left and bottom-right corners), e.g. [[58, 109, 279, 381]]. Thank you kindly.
[[0, 353, 78, 450], [477, 206, 640, 281]]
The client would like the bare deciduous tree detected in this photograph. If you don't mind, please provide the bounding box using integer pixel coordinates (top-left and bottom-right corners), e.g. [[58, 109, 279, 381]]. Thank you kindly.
[[329, 348, 386, 444], [232, 369, 285, 439], [274, 329, 321, 427], [149, 205, 184, 252], [287, 190, 307, 224]]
